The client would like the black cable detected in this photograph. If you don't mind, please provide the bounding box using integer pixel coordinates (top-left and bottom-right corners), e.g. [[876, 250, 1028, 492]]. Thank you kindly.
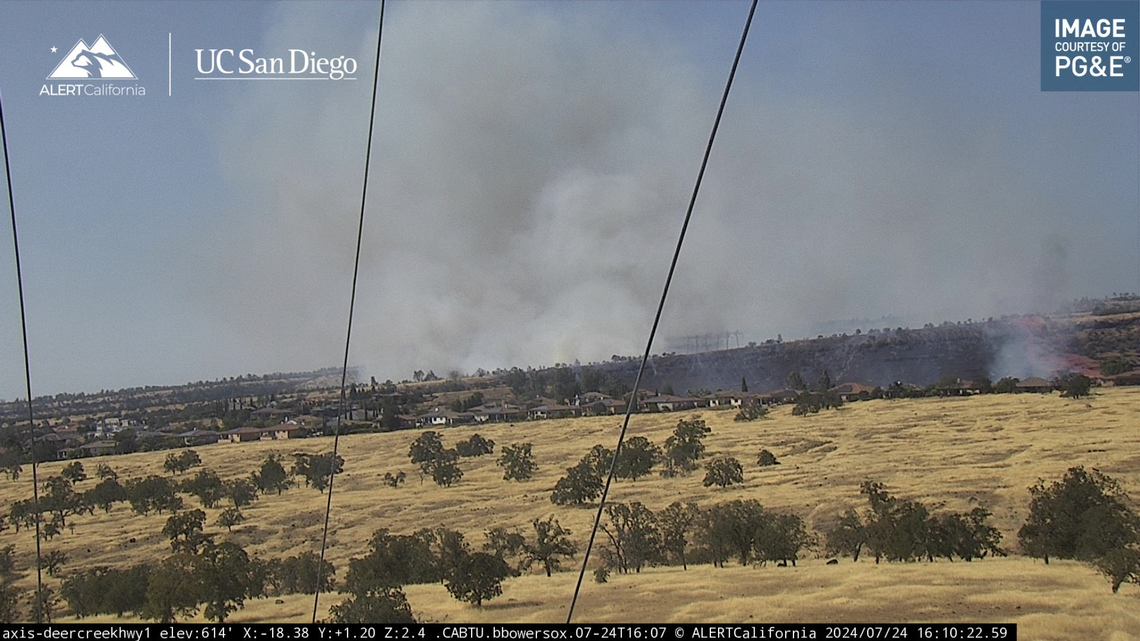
[[565, 0, 758, 623], [311, 0, 386, 623], [0, 88, 47, 623]]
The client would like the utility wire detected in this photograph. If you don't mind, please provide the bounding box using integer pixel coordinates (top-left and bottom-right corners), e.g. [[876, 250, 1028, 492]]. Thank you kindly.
[[312, 0, 386, 623], [0, 88, 46, 623], [566, 0, 758, 623]]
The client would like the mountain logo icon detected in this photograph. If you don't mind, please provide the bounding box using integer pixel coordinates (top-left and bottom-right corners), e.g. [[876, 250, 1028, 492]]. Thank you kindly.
[[47, 35, 137, 79]]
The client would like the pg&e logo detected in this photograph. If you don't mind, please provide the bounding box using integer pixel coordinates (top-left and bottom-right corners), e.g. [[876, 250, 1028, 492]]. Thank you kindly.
[[1042, 1, 1139, 91]]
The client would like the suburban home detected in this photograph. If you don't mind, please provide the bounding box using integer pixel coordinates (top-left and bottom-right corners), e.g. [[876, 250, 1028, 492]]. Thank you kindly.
[[471, 403, 525, 423], [78, 440, 118, 457], [222, 426, 264, 444], [763, 389, 802, 404], [175, 428, 221, 446], [416, 408, 476, 427], [1015, 377, 1053, 393], [829, 382, 877, 402], [251, 407, 292, 422], [584, 398, 627, 416], [571, 391, 611, 406], [527, 404, 578, 420], [642, 395, 705, 412], [264, 424, 304, 440], [934, 379, 983, 396], [705, 391, 762, 408]]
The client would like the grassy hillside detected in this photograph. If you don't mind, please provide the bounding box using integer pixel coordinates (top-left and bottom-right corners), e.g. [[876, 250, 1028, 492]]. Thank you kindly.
[[2, 388, 1137, 632]]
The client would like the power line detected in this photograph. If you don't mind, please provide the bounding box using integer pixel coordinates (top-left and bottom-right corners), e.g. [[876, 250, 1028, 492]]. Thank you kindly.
[[311, 0, 386, 624], [0, 88, 47, 622], [565, 0, 758, 623]]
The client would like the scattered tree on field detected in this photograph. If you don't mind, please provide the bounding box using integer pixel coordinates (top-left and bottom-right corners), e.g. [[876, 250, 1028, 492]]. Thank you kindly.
[[734, 400, 768, 422], [39, 550, 67, 577], [164, 450, 201, 475], [183, 469, 225, 508], [498, 443, 537, 481], [456, 434, 495, 458], [523, 516, 578, 577], [251, 455, 292, 495], [599, 502, 660, 574], [551, 460, 603, 506], [383, 471, 407, 488], [430, 449, 464, 487], [824, 509, 867, 562], [293, 452, 345, 493], [163, 509, 211, 553], [757, 449, 780, 467], [226, 478, 259, 508], [1056, 373, 1092, 398], [1018, 466, 1139, 592], [659, 501, 701, 570], [61, 462, 86, 484], [703, 457, 744, 489], [792, 391, 843, 416], [661, 418, 711, 477], [615, 436, 659, 481], [192, 540, 261, 623], [444, 552, 511, 607], [141, 555, 199, 623], [328, 587, 415, 623], [344, 529, 438, 593], [216, 507, 245, 532]]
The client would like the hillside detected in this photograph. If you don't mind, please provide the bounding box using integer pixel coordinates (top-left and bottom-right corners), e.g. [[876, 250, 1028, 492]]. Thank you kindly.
[[0, 387, 1136, 633], [593, 309, 1140, 394]]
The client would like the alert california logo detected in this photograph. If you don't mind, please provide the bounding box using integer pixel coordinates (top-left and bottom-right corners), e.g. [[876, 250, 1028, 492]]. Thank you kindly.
[[41, 34, 147, 97]]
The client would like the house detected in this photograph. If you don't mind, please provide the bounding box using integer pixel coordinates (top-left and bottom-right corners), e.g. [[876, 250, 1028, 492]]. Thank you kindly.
[[705, 391, 762, 408], [642, 395, 705, 412], [175, 429, 221, 446], [416, 408, 476, 427], [527, 404, 578, 420], [264, 424, 304, 440], [883, 382, 924, 399], [935, 379, 983, 396], [763, 389, 802, 404], [584, 398, 628, 416], [571, 392, 611, 406], [251, 407, 292, 422], [523, 396, 562, 409], [1015, 377, 1052, 393], [222, 427, 264, 444], [78, 440, 118, 457], [829, 382, 877, 402], [471, 403, 525, 423]]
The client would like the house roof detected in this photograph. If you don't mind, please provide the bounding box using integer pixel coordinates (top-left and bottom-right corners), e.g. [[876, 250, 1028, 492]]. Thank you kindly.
[[176, 429, 220, 439], [80, 440, 117, 450], [222, 427, 264, 436], [830, 382, 876, 395], [1016, 377, 1052, 388], [644, 394, 697, 403], [528, 404, 574, 412]]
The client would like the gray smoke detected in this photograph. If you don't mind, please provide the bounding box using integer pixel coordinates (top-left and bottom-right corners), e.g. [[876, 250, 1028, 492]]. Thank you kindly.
[[192, 2, 1110, 384]]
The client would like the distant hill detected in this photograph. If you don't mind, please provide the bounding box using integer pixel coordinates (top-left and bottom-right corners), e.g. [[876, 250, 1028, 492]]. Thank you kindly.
[[586, 301, 1140, 394]]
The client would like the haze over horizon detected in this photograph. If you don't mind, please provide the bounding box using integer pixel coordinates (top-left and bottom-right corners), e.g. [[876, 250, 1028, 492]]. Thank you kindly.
[[1, 1, 1137, 399]]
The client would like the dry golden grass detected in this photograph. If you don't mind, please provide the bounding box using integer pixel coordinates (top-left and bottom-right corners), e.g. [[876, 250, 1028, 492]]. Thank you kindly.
[[2, 387, 1137, 633]]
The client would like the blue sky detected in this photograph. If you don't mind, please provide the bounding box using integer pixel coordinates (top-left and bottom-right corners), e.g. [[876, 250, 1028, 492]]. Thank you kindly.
[[1, 0, 1137, 399]]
